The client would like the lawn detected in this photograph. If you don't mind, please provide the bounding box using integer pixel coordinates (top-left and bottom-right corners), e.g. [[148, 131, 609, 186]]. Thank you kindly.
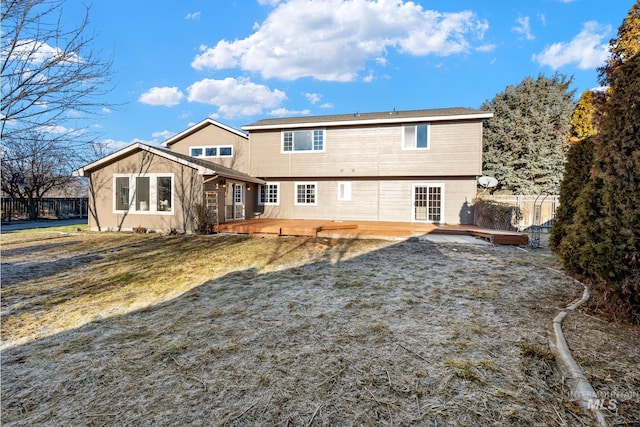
[[1, 229, 638, 426]]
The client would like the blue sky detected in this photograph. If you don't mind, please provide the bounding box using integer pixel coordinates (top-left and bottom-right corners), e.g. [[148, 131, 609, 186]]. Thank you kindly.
[[61, 0, 632, 151]]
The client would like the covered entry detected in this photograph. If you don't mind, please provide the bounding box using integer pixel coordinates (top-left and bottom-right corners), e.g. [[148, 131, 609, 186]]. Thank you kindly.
[[413, 184, 444, 223]]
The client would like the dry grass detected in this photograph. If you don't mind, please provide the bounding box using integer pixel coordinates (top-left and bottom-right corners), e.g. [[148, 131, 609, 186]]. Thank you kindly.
[[1, 229, 639, 426]]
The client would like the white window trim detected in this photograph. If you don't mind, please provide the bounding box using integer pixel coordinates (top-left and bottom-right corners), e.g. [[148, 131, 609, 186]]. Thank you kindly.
[[259, 183, 280, 206], [113, 173, 174, 215], [190, 145, 234, 158], [411, 183, 445, 223], [337, 181, 352, 201], [402, 124, 430, 150], [294, 182, 318, 206], [281, 129, 326, 154]]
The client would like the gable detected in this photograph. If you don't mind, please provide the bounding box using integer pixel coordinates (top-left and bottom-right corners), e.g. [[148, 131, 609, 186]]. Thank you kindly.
[[161, 118, 248, 149], [73, 143, 264, 184]]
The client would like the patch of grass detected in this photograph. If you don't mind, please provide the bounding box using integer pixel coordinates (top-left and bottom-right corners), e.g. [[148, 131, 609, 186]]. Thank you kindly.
[[444, 358, 496, 383], [518, 343, 555, 361], [333, 279, 365, 288]]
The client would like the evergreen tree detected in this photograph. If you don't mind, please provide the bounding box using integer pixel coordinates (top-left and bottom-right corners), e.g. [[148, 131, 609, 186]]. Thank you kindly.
[[598, 0, 640, 86], [549, 137, 594, 251], [551, 89, 605, 251], [569, 91, 597, 142], [560, 1, 640, 322], [555, 55, 640, 322], [481, 74, 574, 194], [591, 52, 640, 316]]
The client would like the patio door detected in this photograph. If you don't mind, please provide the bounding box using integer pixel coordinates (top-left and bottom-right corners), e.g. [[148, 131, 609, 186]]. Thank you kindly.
[[413, 184, 444, 223], [226, 183, 245, 221]]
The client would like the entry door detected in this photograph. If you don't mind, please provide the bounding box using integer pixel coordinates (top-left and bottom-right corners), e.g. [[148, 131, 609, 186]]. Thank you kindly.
[[227, 183, 245, 220], [413, 184, 444, 223]]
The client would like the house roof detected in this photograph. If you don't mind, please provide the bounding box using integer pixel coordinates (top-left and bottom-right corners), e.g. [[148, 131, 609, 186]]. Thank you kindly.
[[72, 142, 265, 184], [242, 107, 493, 131], [161, 118, 248, 147]]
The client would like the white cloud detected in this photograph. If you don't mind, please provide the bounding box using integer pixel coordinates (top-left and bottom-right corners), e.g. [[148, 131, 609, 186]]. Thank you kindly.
[[319, 102, 333, 109], [139, 86, 184, 106], [185, 11, 201, 21], [39, 124, 72, 134], [101, 138, 138, 152], [7, 39, 81, 66], [533, 21, 611, 70], [187, 77, 287, 118], [362, 72, 375, 83], [268, 108, 310, 116], [476, 43, 496, 52], [102, 107, 112, 114], [191, 0, 488, 82], [152, 130, 176, 140], [101, 136, 163, 153], [512, 16, 535, 40], [304, 92, 322, 104]]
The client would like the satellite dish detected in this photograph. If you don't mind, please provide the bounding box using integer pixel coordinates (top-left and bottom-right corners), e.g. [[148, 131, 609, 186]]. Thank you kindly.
[[478, 176, 498, 188]]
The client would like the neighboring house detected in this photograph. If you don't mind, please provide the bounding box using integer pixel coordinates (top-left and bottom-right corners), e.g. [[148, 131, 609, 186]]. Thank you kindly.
[[74, 108, 492, 232]]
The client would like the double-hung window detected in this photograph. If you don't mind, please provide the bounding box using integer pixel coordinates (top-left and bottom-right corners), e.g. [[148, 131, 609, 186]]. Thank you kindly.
[[403, 124, 429, 149], [282, 130, 324, 152], [259, 183, 280, 205], [113, 174, 173, 214], [295, 182, 317, 206]]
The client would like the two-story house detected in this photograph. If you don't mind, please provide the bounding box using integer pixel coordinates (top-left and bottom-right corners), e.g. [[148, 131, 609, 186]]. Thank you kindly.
[[74, 107, 492, 232]]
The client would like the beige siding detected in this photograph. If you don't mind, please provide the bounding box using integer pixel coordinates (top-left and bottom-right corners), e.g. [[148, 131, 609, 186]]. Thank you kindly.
[[249, 120, 482, 178], [258, 178, 476, 224], [168, 124, 250, 174], [378, 121, 482, 176], [87, 150, 203, 232]]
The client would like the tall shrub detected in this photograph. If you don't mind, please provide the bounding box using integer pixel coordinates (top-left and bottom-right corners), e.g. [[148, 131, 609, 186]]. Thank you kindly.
[[549, 138, 595, 251]]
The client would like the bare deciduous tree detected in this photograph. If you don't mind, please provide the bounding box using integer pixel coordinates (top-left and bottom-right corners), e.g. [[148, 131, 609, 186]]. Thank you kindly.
[[1, 0, 113, 219]]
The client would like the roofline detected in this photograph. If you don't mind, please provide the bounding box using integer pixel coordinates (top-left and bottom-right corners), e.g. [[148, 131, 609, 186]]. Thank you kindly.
[[161, 118, 248, 147], [72, 143, 265, 184], [242, 112, 494, 131], [73, 143, 218, 176]]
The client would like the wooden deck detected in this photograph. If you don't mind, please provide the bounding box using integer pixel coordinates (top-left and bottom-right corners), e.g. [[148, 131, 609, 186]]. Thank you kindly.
[[213, 219, 529, 245]]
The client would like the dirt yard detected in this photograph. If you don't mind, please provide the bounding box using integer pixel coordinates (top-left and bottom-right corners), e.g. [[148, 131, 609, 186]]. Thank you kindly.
[[1, 229, 638, 426]]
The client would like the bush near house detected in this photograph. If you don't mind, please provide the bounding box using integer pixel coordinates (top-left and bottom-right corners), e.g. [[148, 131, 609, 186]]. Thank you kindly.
[[473, 198, 519, 231]]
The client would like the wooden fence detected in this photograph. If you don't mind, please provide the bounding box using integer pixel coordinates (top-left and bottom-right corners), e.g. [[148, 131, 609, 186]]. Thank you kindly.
[[1, 197, 88, 221], [478, 195, 559, 232]]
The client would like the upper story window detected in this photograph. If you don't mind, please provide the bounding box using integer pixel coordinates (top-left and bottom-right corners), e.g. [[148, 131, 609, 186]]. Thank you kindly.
[[114, 174, 173, 214], [190, 145, 233, 158], [403, 124, 429, 149], [282, 130, 324, 152]]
